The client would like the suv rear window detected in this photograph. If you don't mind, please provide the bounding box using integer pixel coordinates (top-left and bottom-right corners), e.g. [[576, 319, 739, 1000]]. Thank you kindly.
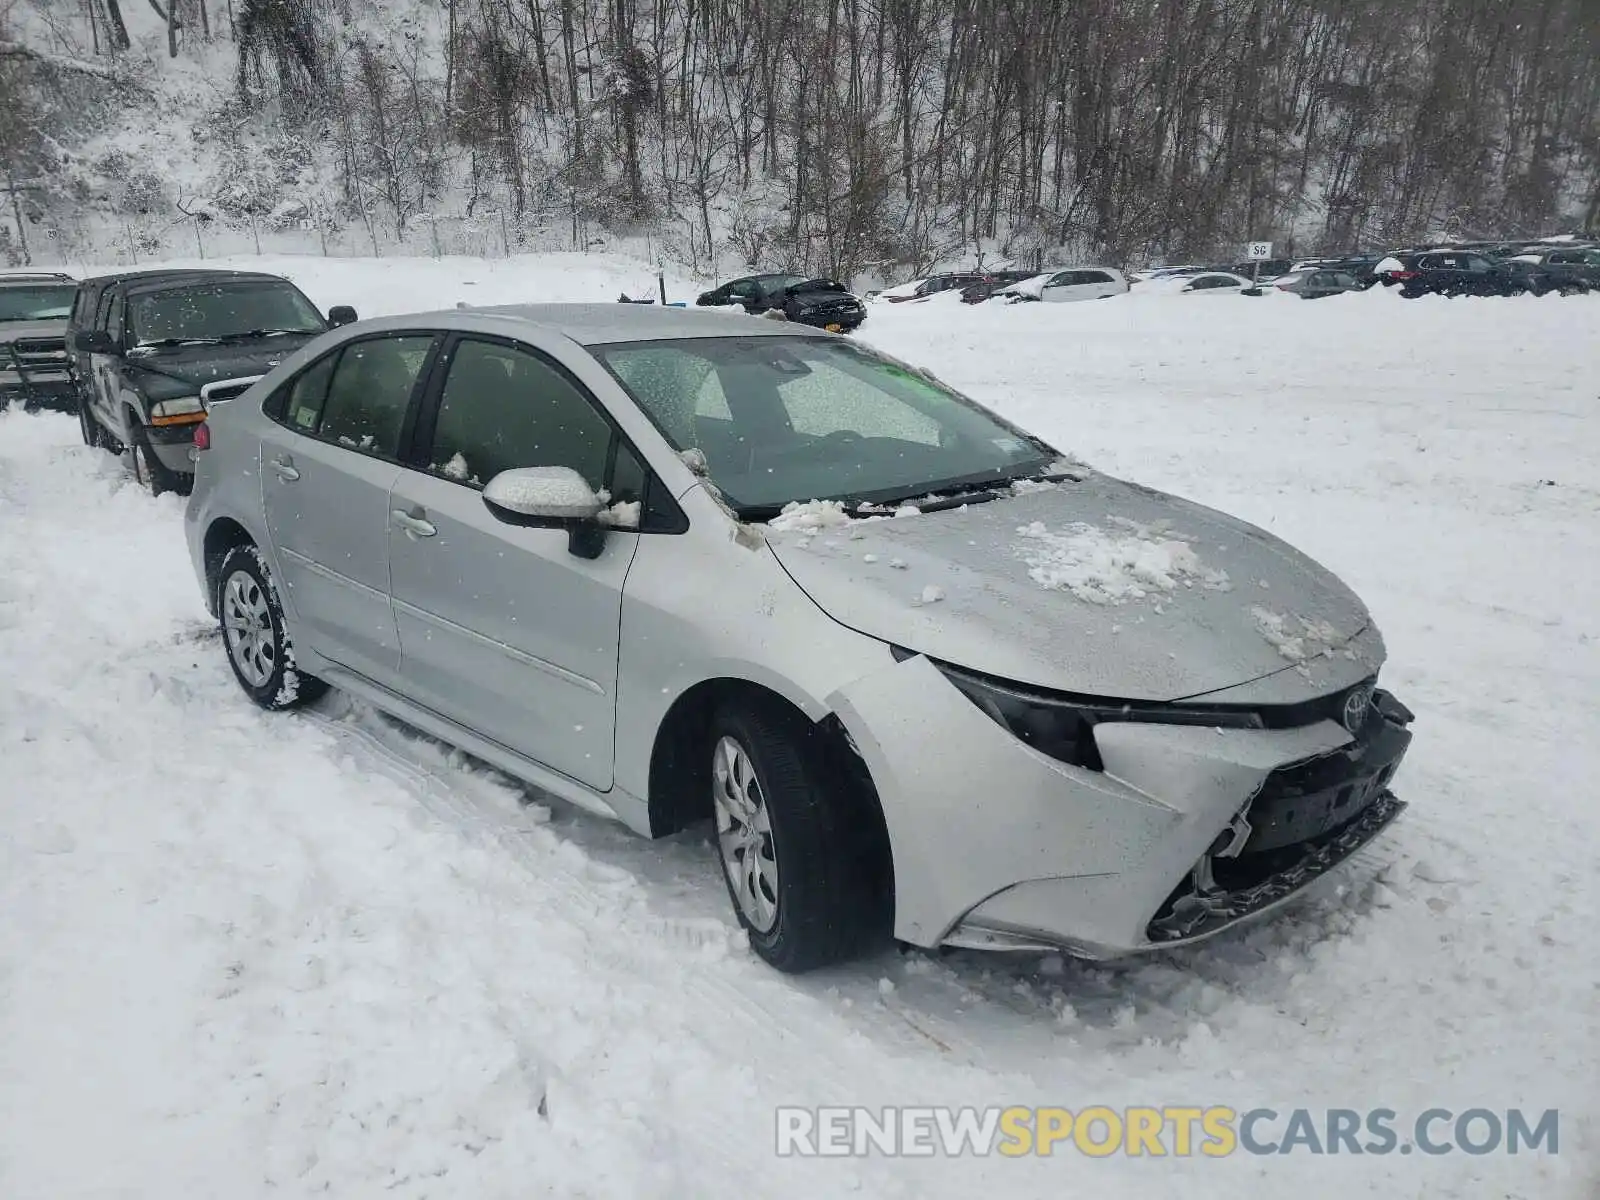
[[0, 284, 76, 322]]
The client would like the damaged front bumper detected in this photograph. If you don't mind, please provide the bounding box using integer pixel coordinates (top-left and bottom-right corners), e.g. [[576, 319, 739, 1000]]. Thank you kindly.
[[828, 653, 1413, 960]]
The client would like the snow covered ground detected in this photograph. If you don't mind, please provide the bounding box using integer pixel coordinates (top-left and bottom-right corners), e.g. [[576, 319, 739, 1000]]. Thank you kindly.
[[2, 256, 1597, 1198]]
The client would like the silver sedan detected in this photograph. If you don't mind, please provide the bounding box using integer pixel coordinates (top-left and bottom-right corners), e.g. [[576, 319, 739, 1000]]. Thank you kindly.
[[184, 304, 1414, 972]]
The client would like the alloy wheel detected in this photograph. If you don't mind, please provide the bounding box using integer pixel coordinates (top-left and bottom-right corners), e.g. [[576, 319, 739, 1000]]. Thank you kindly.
[[222, 569, 277, 687], [712, 735, 779, 933]]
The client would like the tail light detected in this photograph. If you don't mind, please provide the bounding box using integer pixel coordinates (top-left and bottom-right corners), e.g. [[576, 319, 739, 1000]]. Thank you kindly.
[[1389, 270, 1421, 280], [192, 421, 210, 452]]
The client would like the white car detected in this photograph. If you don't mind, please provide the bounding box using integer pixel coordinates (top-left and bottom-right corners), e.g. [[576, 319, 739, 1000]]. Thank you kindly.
[[996, 267, 1129, 303], [1137, 271, 1258, 296]]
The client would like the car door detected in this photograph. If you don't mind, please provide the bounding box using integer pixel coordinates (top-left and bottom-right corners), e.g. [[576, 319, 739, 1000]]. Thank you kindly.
[[1078, 270, 1123, 299], [387, 334, 645, 790], [86, 286, 124, 432], [1040, 271, 1086, 302], [258, 332, 440, 686]]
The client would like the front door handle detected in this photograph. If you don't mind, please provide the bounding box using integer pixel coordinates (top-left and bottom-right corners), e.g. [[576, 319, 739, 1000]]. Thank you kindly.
[[392, 508, 437, 539], [271, 456, 300, 481]]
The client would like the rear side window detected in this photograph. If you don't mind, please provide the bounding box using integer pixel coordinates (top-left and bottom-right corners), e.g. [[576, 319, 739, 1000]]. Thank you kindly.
[[278, 354, 339, 431], [315, 336, 434, 458]]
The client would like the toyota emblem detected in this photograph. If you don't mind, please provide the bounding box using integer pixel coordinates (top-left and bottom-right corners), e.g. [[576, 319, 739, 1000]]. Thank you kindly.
[[1341, 686, 1372, 732]]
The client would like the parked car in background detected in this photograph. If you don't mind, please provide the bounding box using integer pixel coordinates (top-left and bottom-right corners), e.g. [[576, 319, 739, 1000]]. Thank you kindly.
[[1271, 268, 1366, 299], [695, 273, 866, 332], [1506, 247, 1598, 293], [879, 273, 987, 303], [695, 273, 807, 311], [1221, 258, 1294, 282], [1138, 271, 1258, 295], [0, 271, 76, 411], [959, 270, 1037, 304], [762, 278, 868, 331], [1373, 250, 1556, 297], [70, 268, 356, 495], [995, 267, 1129, 303], [186, 302, 1414, 974]]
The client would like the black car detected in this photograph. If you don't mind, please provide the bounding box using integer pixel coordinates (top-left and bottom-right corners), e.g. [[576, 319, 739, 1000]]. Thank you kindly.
[[696, 272, 865, 331], [1375, 249, 1550, 298], [1501, 246, 1598, 293], [959, 270, 1038, 304], [70, 268, 356, 495], [694, 273, 805, 311]]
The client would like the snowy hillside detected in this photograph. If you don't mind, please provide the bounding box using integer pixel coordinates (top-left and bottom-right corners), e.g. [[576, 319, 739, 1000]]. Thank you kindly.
[[3, 0, 1597, 276], [1, 256, 1598, 1198]]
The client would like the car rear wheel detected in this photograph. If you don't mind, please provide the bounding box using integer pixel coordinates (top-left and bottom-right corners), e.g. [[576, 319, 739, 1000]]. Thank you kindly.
[[216, 544, 328, 711], [708, 700, 888, 972]]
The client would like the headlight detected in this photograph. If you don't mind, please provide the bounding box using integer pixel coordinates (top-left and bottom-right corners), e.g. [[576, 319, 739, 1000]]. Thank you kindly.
[[149, 396, 206, 426], [929, 659, 1262, 771]]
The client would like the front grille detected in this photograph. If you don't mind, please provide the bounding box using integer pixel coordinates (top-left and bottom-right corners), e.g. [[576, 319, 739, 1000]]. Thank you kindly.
[[6, 337, 69, 377], [1233, 694, 1412, 857]]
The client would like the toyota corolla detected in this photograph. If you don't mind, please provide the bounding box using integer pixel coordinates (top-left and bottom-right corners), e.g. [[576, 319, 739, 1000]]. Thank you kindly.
[[184, 304, 1413, 972]]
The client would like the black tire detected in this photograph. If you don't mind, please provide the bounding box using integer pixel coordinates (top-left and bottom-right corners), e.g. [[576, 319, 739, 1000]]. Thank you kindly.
[[708, 699, 890, 972], [215, 544, 329, 711], [128, 421, 185, 497], [77, 394, 118, 452]]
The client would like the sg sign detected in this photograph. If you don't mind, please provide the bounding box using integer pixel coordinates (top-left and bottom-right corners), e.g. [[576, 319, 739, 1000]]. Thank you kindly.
[[1247, 241, 1274, 259]]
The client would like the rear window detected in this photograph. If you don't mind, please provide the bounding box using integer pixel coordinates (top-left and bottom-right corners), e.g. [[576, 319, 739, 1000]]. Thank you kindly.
[[0, 284, 76, 322]]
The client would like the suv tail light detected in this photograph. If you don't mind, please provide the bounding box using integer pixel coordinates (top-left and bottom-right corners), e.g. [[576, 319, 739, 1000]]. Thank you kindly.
[[192, 421, 210, 452], [1389, 270, 1421, 280]]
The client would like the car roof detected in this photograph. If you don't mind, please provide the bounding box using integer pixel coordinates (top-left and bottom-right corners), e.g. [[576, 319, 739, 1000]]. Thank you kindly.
[[441, 303, 834, 347], [0, 271, 75, 284], [120, 271, 293, 299], [82, 267, 284, 290]]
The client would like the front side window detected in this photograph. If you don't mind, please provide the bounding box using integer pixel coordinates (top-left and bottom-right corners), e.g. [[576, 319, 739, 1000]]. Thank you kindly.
[[595, 335, 1055, 516], [0, 284, 76, 323], [427, 338, 614, 491], [314, 336, 434, 457], [126, 283, 325, 347]]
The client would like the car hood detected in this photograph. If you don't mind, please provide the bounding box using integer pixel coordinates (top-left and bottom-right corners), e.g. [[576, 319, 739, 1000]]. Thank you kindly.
[[0, 318, 67, 344], [764, 473, 1382, 702], [124, 334, 322, 389]]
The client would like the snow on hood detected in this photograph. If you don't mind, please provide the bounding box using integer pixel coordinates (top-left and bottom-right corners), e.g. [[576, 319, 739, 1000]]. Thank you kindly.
[[763, 473, 1381, 701]]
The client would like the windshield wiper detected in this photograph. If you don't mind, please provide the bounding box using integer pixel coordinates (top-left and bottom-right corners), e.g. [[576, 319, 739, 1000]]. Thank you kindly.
[[854, 469, 1081, 511], [218, 328, 318, 341], [130, 337, 223, 350]]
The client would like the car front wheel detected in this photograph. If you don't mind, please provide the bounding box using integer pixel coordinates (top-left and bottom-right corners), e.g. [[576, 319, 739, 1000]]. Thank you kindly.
[[216, 544, 328, 711], [709, 701, 887, 972]]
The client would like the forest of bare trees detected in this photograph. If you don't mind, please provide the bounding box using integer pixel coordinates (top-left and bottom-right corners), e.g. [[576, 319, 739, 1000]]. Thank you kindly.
[[4, 0, 1599, 277]]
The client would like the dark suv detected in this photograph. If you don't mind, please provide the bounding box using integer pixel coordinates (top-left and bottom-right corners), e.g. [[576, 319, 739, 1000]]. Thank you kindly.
[[69, 269, 356, 495], [1502, 247, 1598, 293], [0, 271, 77, 411], [1376, 249, 1550, 298]]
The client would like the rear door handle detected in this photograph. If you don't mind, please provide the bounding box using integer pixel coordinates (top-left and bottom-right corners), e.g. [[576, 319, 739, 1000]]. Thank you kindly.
[[392, 508, 437, 539], [271, 456, 300, 481]]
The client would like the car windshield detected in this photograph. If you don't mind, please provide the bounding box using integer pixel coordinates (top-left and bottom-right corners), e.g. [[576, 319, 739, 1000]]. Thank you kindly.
[[127, 282, 324, 345], [594, 335, 1059, 517], [0, 284, 75, 323]]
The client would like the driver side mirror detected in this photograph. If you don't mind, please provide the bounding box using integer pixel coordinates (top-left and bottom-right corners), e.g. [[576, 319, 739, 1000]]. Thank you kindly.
[[74, 330, 115, 354], [327, 305, 358, 328], [482, 466, 609, 559]]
